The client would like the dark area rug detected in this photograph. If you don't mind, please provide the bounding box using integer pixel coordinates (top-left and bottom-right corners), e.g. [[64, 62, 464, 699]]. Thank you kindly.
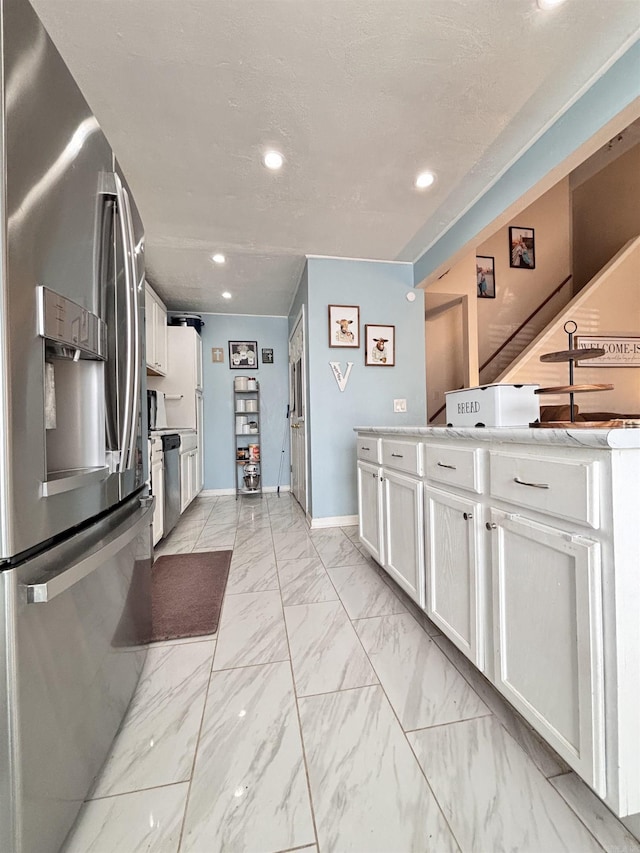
[[148, 550, 232, 642]]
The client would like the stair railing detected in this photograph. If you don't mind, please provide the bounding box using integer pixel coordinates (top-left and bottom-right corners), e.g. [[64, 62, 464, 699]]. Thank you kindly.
[[428, 273, 572, 424]]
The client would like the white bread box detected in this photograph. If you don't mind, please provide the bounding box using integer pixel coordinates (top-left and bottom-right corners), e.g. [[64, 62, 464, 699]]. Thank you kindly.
[[445, 383, 540, 427]]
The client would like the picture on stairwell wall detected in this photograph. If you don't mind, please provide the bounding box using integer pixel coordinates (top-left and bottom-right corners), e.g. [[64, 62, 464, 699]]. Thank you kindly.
[[476, 256, 495, 298], [509, 226, 536, 269]]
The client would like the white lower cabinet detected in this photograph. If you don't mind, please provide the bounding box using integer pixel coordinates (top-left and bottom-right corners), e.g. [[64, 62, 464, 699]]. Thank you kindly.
[[180, 451, 190, 513], [357, 461, 383, 563], [490, 509, 605, 794], [381, 468, 425, 607], [425, 486, 484, 668]]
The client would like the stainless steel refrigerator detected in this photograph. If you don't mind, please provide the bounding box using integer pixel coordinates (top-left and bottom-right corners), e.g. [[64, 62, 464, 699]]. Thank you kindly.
[[0, 1, 153, 850]]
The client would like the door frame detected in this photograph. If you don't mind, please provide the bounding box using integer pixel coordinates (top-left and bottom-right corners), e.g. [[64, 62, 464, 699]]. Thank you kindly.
[[288, 306, 309, 513]]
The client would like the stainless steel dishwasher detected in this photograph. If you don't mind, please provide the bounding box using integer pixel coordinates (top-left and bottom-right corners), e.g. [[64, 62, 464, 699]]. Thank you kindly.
[[162, 433, 181, 537]]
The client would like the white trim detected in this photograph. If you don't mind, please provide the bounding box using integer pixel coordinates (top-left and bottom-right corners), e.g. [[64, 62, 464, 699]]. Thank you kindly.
[[199, 486, 290, 497], [306, 253, 412, 265], [308, 514, 359, 529]]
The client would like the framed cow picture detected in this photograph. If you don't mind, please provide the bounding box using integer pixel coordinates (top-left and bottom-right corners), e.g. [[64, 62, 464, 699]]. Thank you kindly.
[[328, 304, 360, 348], [365, 324, 395, 366]]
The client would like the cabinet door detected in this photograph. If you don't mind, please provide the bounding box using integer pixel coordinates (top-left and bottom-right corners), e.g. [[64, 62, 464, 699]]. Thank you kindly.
[[491, 510, 605, 793], [195, 335, 203, 391], [154, 300, 168, 375], [180, 452, 190, 513], [151, 459, 164, 546], [145, 288, 155, 371], [357, 461, 383, 564], [382, 469, 425, 606], [425, 487, 484, 668], [189, 450, 198, 502]]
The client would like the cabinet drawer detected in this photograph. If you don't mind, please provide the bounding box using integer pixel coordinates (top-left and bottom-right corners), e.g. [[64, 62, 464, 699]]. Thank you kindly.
[[357, 436, 381, 464], [381, 439, 423, 476], [489, 452, 599, 529], [424, 444, 482, 494]]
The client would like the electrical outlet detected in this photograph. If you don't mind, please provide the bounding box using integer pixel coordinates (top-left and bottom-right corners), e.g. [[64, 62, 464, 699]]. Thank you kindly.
[[393, 398, 407, 413]]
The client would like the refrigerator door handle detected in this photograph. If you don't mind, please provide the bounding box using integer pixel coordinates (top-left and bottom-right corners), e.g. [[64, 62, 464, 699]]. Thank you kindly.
[[24, 497, 154, 604], [114, 173, 135, 473], [121, 184, 141, 469]]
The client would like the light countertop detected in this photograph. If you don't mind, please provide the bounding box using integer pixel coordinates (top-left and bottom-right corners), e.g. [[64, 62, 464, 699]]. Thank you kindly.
[[354, 425, 640, 449]]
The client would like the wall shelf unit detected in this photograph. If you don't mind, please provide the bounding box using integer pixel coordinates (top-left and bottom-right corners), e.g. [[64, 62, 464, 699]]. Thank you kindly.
[[234, 380, 262, 499]]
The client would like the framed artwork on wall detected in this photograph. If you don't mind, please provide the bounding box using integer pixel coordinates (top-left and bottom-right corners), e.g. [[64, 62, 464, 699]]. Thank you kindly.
[[365, 324, 395, 366], [328, 304, 360, 347], [476, 256, 496, 298], [509, 226, 535, 269], [228, 340, 258, 369]]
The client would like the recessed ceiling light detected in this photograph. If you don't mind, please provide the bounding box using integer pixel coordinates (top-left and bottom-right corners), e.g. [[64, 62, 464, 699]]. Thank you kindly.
[[415, 170, 436, 189], [222, 291, 232, 300], [211, 253, 226, 264], [537, 0, 567, 8], [263, 150, 284, 171]]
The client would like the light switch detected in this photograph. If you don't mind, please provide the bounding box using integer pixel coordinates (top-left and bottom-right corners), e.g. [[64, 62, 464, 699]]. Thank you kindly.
[[393, 398, 407, 413]]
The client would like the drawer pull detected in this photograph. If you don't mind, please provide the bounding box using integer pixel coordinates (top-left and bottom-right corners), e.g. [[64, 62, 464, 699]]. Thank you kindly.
[[361, 446, 370, 451], [391, 453, 404, 458], [463, 512, 473, 521], [514, 476, 550, 490], [437, 462, 457, 470]]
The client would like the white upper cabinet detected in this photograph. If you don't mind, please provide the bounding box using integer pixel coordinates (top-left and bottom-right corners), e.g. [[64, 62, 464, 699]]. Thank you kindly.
[[145, 284, 168, 375]]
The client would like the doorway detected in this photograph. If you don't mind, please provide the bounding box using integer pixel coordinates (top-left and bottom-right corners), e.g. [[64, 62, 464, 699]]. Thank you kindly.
[[288, 308, 307, 512], [425, 293, 467, 424]]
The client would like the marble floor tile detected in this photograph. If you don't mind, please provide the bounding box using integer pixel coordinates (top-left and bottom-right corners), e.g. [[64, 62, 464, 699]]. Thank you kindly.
[[284, 601, 377, 696], [277, 556, 337, 606], [181, 662, 315, 853], [433, 633, 569, 778], [299, 685, 457, 852], [208, 504, 241, 525], [147, 634, 217, 649], [409, 715, 602, 853], [62, 783, 188, 853], [233, 529, 274, 551], [192, 522, 237, 550], [375, 569, 443, 636], [272, 531, 318, 560], [310, 528, 370, 568], [269, 515, 309, 533], [341, 524, 360, 542], [226, 551, 279, 594], [90, 642, 214, 797], [354, 613, 489, 730], [154, 536, 194, 558], [550, 772, 640, 852], [213, 590, 288, 670], [327, 562, 406, 620], [180, 503, 215, 525]]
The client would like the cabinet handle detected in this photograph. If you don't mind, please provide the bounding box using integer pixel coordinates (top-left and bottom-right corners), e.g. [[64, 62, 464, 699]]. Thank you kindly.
[[463, 512, 472, 521], [361, 446, 370, 451], [514, 476, 549, 490], [486, 522, 496, 530], [372, 472, 376, 479], [391, 453, 404, 458], [437, 462, 456, 470]]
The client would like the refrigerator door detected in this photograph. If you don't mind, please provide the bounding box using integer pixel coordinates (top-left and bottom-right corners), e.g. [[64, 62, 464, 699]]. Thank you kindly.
[[0, 494, 153, 853], [0, 0, 125, 561]]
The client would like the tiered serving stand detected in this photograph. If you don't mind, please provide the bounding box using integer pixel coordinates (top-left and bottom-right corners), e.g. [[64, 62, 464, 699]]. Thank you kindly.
[[531, 320, 620, 428]]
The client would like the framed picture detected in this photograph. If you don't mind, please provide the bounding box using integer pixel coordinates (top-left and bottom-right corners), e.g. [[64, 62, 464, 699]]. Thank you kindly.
[[328, 304, 360, 348], [261, 347, 274, 364], [228, 340, 258, 369], [509, 226, 535, 269], [476, 256, 496, 298], [365, 324, 395, 366]]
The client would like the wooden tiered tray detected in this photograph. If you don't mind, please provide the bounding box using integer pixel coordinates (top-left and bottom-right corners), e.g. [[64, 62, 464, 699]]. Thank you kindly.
[[530, 320, 619, 428]]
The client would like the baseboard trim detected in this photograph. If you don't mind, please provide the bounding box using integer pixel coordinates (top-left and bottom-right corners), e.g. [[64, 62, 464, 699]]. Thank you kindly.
[[200, 486, 291, 497], [308, 514, 359, 529]]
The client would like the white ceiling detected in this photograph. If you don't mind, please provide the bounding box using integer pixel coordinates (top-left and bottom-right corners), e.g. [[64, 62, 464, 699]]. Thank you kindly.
[[31, 0, 640, 316]]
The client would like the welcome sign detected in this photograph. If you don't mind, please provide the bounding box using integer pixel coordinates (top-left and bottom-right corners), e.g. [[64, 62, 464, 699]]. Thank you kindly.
[[576, 336, 640, 367]]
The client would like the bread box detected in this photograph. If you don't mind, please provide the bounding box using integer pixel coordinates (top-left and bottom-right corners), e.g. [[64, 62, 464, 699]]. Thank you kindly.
[[445, 383, 540, 427]]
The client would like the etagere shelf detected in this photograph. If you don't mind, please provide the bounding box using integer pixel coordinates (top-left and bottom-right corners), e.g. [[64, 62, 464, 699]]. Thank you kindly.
[[233, 380, 263, 499]]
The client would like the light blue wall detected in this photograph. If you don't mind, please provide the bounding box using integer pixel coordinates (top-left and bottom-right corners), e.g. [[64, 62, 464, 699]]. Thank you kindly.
[[414, 40, 640, 285], [304, 258, 426, 519], [200, 314, 290, 491]]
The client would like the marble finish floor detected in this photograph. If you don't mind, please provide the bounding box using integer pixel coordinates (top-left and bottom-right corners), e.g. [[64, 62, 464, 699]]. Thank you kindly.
[[63, 493, 640, 853]]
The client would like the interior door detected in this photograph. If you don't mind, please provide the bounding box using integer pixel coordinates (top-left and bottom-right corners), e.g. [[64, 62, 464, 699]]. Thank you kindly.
[[289, 310, 307, 511]]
